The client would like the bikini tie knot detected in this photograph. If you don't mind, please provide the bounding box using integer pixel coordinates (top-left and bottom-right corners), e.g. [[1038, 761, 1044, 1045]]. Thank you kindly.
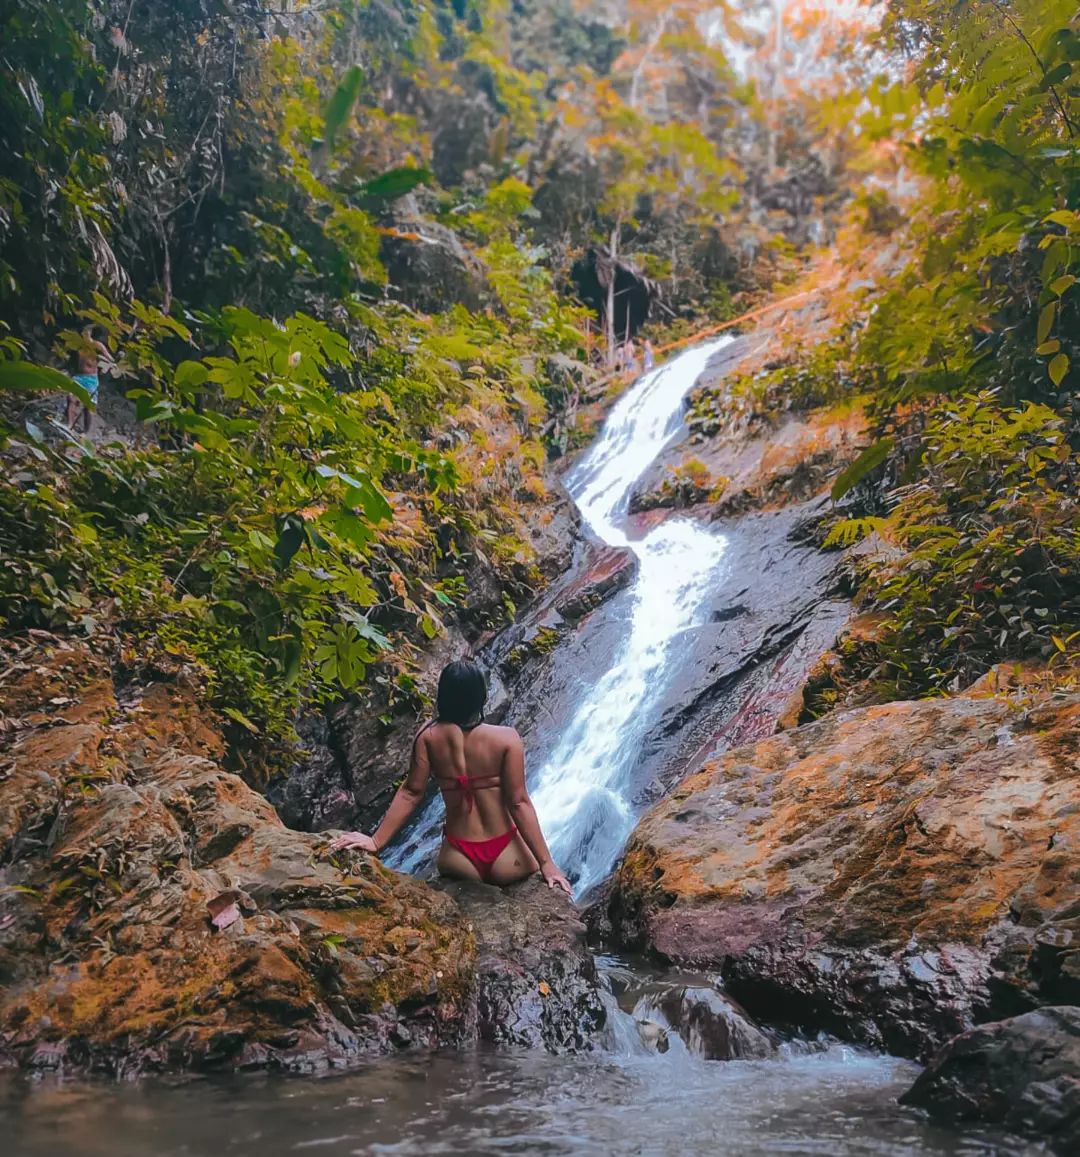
[[456, 775, 475, 811]]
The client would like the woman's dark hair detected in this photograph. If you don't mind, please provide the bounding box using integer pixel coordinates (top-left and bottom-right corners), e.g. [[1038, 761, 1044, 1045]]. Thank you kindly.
[[436, 660, 487, 725]]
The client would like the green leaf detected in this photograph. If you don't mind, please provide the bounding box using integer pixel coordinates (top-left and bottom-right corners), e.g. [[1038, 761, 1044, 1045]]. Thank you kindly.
[[0, 360, 93, 407], [1041, 62, 1072, 89], [324, 66, 363, 150], [222, 706, 260, 734], [831, 438, 895, 502], [332, 506, 374, 549], [1036, 340, 1061, 356], [357, 166, 432, 203], [134, 396, 175, 423], [346, 478, 393, 523], [823, 516, 887, 549], [1050, 275, 1076, 296], [1048, 353, 1070, 386], [274, 519, 306, 569], [281, 638, 303, 686], [426, 333, 483, 361], [174, 360, 209, 390], [340, 608, 392, 650]]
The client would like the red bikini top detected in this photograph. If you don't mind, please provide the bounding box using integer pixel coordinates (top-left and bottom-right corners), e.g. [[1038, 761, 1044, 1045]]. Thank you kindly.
[[419, 719, 502, 811], [437, 772, 502, 811]]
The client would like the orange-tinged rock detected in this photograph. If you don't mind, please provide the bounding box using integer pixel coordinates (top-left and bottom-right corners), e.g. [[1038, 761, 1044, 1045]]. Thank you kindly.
[[0, 647, 476, 1074], [0, 643, 605, 1074], [607, 693, 1080, 1059]]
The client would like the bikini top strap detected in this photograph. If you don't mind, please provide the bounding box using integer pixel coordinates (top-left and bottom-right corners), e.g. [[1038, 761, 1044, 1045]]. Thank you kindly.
[[437, 772, 502, 811], [411, 718, 438, 754]]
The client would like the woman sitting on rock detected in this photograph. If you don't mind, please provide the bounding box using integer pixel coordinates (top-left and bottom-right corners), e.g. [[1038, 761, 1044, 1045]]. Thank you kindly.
[[330, 660, 572, 895]]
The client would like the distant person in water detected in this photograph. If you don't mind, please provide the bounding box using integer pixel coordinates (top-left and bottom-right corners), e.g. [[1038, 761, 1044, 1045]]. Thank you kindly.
[[330, 660, 573, 894], [643, 339, 655, 371], [624, 337, 638, 375]]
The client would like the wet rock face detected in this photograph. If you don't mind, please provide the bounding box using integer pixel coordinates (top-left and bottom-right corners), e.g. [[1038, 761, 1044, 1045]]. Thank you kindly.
[[632, 985, 774, 1061], [900, 1007, 1080, 1154], [0, 644, 606, 1075], [630, 337, 868, 520], [442, 879, 605, 1053], [554, 543, 636, 622], [605, 693, 1080, 1060]]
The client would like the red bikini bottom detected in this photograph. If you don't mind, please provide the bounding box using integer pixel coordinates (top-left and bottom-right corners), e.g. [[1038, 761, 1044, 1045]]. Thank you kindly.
[[443, 826, 518, 882]]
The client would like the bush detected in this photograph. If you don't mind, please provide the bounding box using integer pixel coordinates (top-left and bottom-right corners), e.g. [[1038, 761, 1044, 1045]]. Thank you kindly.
[[829, 393, 1080, 695]]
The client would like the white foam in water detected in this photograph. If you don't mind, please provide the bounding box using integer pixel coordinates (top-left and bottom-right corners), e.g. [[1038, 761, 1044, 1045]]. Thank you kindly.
[[391, 339, 733, 890], [532, 338, 732, 892]]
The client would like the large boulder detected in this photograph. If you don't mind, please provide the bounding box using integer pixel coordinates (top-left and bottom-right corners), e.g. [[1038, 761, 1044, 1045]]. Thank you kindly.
[[380, 197, 488, 314], [900, 1007, 1080, 1154], [0, 641, 605, 1075], [604, 692, 1080, 1059]]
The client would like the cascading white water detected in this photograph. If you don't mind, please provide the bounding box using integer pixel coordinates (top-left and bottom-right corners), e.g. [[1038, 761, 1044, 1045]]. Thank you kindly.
[[390, 338, 733, 891], [530, 338, 732, 892]]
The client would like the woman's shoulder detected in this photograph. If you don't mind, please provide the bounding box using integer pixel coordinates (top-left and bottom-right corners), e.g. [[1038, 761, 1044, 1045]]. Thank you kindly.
[[482, 723, 522, 748]]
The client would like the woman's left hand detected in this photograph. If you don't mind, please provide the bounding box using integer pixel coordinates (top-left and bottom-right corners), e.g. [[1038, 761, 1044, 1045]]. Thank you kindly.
[[329, 831, 379, 854]]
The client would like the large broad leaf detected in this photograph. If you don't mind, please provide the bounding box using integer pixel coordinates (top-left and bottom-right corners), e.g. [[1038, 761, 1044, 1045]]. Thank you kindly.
[[0, 360, 94, 408], [314, 463, 393, 522], [324, 66, 363, 151], [346, 477, 393, 523], [274, 517, 306, 570], [831, 437, 895, 502], [357, 166, 432, 204]]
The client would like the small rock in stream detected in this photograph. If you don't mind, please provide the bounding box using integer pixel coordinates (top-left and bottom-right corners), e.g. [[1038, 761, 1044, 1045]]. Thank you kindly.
[[633, 985, 775, 1061]]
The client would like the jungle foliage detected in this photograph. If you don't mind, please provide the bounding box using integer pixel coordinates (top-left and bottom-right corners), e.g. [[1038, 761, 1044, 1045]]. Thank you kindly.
[[0, 0, 598, 767], [4, 0, 859, 769], [812, 0, 1078, 696], [3, 0, 1074, 766]]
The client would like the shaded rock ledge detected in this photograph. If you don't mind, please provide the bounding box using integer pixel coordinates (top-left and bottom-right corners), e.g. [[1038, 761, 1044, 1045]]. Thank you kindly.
[[901, 1006, 1080, 1155], [0, 642, 603, 1076], [603, 691, 1080, 1061]]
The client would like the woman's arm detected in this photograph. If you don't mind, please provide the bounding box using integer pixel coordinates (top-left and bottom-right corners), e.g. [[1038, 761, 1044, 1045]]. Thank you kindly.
[[329, 729, 431, 854], [501, 732, 572, 895]]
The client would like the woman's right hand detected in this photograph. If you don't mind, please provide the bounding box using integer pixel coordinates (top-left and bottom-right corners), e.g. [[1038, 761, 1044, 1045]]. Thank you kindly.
[[541, 860, 573, 896], [329, 831, 379, 854]]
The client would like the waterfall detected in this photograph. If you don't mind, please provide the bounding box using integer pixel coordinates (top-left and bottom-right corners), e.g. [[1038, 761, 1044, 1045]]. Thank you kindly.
[[390, 338, 734, 892], [531, 338, 732, 892]]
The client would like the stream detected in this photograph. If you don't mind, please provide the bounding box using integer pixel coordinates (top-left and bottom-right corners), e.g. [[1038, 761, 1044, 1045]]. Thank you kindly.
[[1, 342, 1043, 1156], [1, 1045, 1037, 1157]]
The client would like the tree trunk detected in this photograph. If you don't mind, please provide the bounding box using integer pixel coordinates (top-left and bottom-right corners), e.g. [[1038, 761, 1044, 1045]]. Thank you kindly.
[[766, 0, 785, 178], [606, 223, 619, 369]]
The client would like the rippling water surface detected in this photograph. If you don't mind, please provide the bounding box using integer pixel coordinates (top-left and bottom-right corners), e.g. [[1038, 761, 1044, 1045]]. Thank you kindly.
[[1, 1046, 1042, 1157]]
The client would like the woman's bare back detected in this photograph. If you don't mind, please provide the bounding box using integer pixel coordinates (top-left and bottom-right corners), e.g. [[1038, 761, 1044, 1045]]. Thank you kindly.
[[419, 721, 519, 840]]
